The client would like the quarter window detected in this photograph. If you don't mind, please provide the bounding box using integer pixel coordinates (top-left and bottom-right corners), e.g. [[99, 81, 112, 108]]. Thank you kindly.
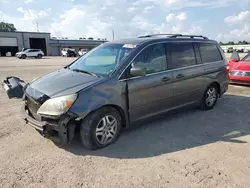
[[198, 43, 223, 63], [167, 42, 196, 69], [131, 43, 167, 75]]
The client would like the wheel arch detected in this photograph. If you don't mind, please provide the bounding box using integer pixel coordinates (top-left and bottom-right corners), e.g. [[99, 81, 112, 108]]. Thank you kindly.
[[79, 104, 129, 128], [208, 82, 221, 97]]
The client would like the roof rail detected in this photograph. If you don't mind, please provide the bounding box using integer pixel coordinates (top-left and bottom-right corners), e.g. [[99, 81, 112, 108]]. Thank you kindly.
[[168, 34, 208, 39], [138, 34, 181, 38], [138, 33, 208, 39]]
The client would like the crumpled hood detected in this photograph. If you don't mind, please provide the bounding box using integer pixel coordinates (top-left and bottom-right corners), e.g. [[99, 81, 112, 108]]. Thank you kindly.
[[29, 68, 101, 97]]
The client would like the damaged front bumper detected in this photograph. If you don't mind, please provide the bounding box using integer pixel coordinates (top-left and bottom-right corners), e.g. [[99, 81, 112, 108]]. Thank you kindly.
[[21, 103, 58, 132], [21, 103, 77, 144]]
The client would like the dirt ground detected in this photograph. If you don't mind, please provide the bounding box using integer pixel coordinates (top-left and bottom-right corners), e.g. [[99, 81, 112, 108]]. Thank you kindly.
[[0, 56, 250, 188]]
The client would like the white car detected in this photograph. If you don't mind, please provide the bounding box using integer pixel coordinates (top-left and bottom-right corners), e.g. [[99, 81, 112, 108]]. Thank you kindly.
[[244, 48, 250, 53], [16, 49, 44, 59], [61, 48, 76, 57], [78, 49, 88, 56]]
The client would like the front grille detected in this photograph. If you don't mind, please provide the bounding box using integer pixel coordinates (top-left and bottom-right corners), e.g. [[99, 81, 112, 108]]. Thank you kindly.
[[26, 96, 42, 121], [27, 97, 41, 113], [24, 86, 50, 121], [231, 70, 250, 77]]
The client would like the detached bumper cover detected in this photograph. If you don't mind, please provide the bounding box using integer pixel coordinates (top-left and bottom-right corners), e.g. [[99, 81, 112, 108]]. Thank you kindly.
[[2, 77, 24, 98]]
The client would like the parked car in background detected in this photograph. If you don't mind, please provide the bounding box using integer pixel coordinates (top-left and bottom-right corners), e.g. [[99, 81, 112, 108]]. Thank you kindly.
[[21, 34, 229, 150], [228, 51, 250, 85], [244, 49, 250, 53], [236, 49, 244, 53], [78, 49, 88, 56], [61, 48, 77, 57], [227, 47, 234, 53], [15, 49, 44, 59]]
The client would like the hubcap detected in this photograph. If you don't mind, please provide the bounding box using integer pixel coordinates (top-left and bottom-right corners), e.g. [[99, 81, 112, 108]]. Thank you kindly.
[[95, 115, 117, 145], [206, 88, 217, 107]]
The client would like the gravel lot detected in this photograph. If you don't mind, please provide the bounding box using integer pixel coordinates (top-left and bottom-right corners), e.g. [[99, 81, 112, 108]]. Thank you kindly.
[[0, 56, 250, 188]]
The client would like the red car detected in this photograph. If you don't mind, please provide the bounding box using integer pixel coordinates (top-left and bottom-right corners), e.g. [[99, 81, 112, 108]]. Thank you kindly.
[[228, 52, 250, 85]]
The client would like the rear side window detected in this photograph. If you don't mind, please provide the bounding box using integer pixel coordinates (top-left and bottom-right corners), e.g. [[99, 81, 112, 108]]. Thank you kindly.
[[198, 43, 223, 63], [166, 42, 196, 69]]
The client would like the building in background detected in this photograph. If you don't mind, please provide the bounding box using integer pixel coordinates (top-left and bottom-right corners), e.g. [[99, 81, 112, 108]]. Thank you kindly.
[[0, 31, 107, 56]]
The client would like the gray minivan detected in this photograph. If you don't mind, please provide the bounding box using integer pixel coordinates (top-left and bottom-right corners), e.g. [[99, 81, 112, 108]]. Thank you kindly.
[[21, 34, 229, 150]]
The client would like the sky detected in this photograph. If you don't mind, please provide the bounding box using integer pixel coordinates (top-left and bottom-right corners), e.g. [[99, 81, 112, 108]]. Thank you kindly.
[[0, 0, 250, 42]]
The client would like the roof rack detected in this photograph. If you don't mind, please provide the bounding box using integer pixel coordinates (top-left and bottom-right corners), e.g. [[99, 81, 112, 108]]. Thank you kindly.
[[138, 34, 181, 38], [169, 34, 208, 39], [138, 34, 208, 39]]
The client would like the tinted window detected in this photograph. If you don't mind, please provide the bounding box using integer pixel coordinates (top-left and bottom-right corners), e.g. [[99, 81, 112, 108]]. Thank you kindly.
[[193, 43, 202, 64], [131, 43, 167, 75], [167, 42, 196, 69], [198, 43, 222, 63], [242, 53, 250, 61]]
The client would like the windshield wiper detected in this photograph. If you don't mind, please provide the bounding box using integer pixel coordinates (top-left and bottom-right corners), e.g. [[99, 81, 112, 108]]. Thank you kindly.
[[71, 69, 99, 77]]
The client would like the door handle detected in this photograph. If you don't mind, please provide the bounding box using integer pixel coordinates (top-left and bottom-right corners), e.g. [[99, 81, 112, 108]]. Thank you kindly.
[[161, 77, 171, 82], [176, 74, 184, 79]]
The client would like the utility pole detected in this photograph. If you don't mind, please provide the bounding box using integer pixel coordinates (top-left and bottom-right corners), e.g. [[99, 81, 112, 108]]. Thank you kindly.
[[36, 21, 39, 32], [112, 29, 115, 40]]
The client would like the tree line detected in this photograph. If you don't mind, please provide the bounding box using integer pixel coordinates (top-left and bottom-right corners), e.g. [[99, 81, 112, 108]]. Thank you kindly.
[[220, 41, 250, 45], [0, 22, 17, 32]]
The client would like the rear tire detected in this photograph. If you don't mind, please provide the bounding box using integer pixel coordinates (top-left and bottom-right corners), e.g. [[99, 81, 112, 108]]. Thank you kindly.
[[200, 84, 219, 110], [21, 54, 27, 59], [80, 107, 122, 150], [37, 54, 42, 59]]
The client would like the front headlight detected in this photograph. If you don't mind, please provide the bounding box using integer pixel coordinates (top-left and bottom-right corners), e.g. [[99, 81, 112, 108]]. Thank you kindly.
[[37, 94, 77, 116]]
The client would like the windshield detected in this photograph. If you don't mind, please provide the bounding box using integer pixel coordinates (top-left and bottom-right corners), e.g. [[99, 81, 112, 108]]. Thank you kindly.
[[242, 53, 250, 62], [68, 43, 135, 76]]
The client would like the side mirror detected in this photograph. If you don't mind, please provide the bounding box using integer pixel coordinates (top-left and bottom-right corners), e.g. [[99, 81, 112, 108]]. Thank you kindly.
[[230, 58, 239, 62], [130, 67, 146, 77]]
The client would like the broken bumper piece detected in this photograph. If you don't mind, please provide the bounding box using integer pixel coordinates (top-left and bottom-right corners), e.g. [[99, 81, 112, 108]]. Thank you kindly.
[[2, 77, 24, 98]]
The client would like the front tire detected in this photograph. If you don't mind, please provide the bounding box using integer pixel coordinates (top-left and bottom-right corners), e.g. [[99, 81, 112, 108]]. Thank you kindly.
[[200, 84, 219, 110], [80, 107, 122, 150]]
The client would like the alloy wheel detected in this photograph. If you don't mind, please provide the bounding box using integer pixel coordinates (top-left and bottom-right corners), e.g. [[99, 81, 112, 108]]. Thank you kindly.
[[95, 115, 118, 145], [206, 88, 217, 107]]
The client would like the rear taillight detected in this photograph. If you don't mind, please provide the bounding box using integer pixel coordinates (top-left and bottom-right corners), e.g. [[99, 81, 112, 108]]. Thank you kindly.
[[226, 65, 230, 74]]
